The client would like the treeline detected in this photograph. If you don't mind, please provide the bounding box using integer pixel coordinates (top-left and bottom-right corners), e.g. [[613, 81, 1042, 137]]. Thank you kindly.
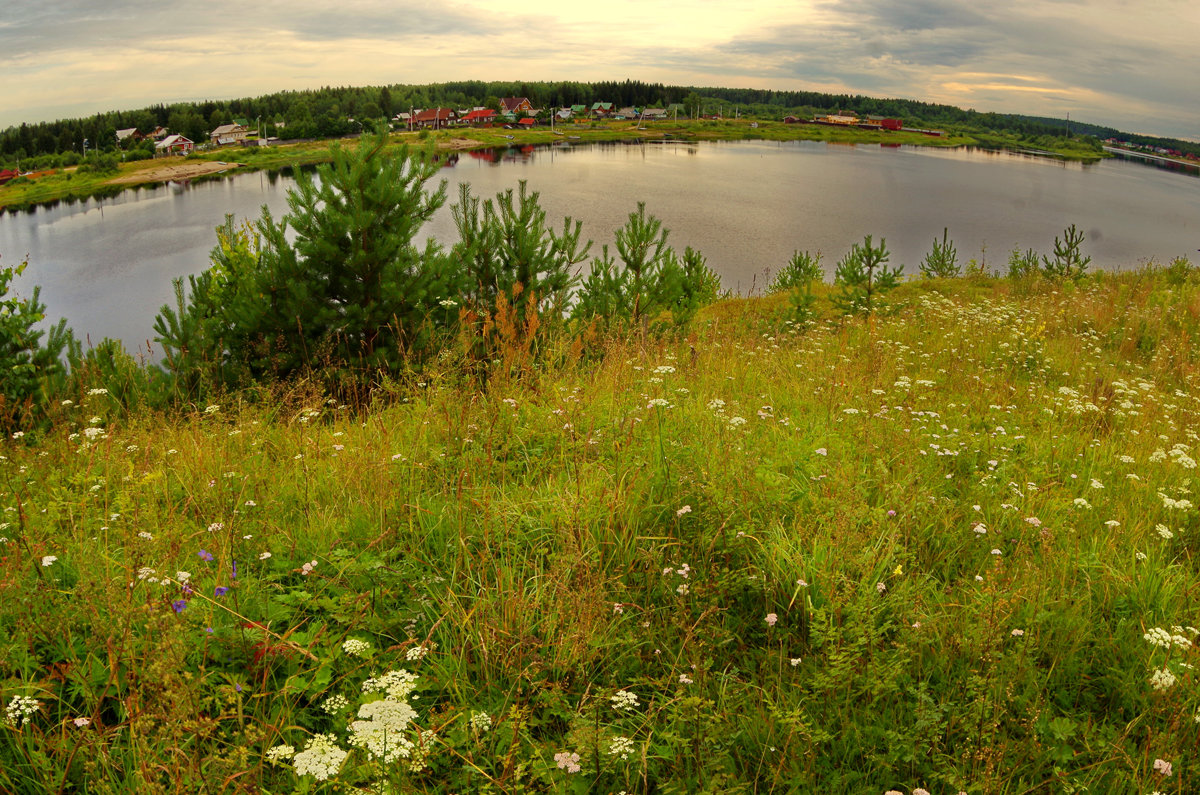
[[2, 78, 1176, 167]]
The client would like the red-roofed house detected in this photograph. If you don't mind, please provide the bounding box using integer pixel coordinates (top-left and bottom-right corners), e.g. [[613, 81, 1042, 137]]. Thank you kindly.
[[0, 168, 19, 185], [517, 117, 536, 128], [412, 108, 457, 128], [461, 109, 498, 125]]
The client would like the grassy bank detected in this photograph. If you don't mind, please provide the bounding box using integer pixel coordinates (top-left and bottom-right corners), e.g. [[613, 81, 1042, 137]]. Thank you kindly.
[[3, 267, 1200, 793], [2, 118, 1083, 211]]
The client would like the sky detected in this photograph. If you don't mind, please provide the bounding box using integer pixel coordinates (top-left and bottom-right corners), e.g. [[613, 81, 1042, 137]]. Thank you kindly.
[[1, 0, 1197, 140]]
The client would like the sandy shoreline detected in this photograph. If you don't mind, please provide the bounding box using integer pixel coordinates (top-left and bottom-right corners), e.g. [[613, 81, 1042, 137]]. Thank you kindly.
[[107, 161, 241, 185]]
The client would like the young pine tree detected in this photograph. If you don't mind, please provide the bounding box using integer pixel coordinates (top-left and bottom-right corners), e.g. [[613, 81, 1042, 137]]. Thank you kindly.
[[833, 235, 903, 318]]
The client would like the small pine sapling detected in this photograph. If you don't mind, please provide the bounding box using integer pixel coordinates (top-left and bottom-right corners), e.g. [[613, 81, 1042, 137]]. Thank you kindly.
[[833, 235, 902, 318], [919, 228, 960, 278], [1041, 224, 1091, 280]]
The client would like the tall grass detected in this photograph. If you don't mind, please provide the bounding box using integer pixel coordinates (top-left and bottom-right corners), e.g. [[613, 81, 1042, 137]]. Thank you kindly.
[[3, 268, 1200, 793]]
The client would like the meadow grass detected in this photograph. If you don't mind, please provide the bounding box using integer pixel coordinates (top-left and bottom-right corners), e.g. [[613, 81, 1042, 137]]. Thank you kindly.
[[3, 268, 1200, 793]]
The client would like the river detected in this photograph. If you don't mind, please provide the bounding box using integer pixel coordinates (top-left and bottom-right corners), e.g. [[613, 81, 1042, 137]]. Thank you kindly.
[[2, 140, 1198, 355]]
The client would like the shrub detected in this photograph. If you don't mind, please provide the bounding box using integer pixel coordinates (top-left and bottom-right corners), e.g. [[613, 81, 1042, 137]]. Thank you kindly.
[[1007, 248, 1041, 279], [154, 129, 459, 393], [919, 228, 960, 278], [573, 203, 715, 330], [0, 257, 76, 430], [768, 249, 823, 294], [833, 235, 902, 317], [1042, 223, 1091, 280], [450, 180, 590, 327]]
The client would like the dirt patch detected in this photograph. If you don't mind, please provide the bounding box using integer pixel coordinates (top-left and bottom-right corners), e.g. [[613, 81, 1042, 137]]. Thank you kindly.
[[108, 161, 241, 185], [441, 137, 483, 150]]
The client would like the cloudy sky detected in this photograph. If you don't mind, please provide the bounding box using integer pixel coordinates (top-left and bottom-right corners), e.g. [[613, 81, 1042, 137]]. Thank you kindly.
[[1, 0, 1196, 139]]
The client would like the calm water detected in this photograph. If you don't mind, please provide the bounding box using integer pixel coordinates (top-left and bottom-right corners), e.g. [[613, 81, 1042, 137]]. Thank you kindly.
[[3, 140, 1198, 354]]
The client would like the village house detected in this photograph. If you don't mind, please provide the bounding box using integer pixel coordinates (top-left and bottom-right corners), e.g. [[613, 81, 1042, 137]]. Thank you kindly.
[[500, 97, 534, 115], [591, 102, 615, 117], [460, 108, 498, 125], [115, 128, 140, 144], [210, 123, 250, 146], [641, 108, 667, 120], [155, 134, 194, 155], [412, 108, 457, 128]]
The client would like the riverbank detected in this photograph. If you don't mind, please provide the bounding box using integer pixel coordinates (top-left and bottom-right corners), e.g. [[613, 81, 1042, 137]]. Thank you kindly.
[[1, 118, 1100, 211]]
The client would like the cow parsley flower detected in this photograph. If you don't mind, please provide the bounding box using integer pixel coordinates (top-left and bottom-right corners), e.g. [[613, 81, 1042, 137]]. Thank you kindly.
[[609, 735, 635, 760], [611, 690, 639, 712], [41, 555, 57, 567], [292, 734, 347, 781], [1150, 667, 1177, 691], [1153, 758, 1173, 777], [348, 698, 418, 762], [554, 751, 582, 773], [469, 711, 492, 732], [342, 639, 370, 658], [265, 744, 295, 763], [5, 695, 41, 726]]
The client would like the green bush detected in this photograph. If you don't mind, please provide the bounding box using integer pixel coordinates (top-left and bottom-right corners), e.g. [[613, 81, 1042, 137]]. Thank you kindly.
[[833, 235, 902, 317], [573, 203, 715, 329], [0, 257, 76, 430], [919, 228, 960, 278], [1042, 224, 1091, 280], [154, 129, 459, 394]]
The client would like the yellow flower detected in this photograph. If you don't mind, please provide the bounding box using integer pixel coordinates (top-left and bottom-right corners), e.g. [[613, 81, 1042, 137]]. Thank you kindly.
[[893, 565, 903, 576]]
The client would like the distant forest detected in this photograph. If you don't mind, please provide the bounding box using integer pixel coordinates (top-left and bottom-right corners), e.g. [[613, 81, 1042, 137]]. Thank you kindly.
[[2, 79, 1196, 167]]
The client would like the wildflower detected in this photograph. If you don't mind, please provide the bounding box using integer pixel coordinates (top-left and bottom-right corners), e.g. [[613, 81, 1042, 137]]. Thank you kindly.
[[362, 669, 419, 700], [676, 505, 692, 516], [796, 579, 808, 587], [790, 657, 802, 667], [1156, 524, 1174, 540], [265, 744, 295, 763], [204, 405, 220, 414], [73, 716, 90, 727], [990, 549, 1002, 556], [322, 695, 350, 714], [876, 582, 887, 593], [175, 570, 191, 584], [171, 600, 187, 613], [613, 602, 624, 614], [293, 733, 348, 781], [609, 735, 635, 760], [469, 711, 492, 732], [1073, 498, 1091, 509], [41, 555, 57, 567], [137, 531, 153, 539], [765, 613, 778, 627], [1011, 628, 1025, 636], [611, 690, 640, 712], [1153, 758, 1173, 777], [1104, 520, 1120, 528], [975, 575, 984, 582], [914, 789, 931, 795], [646, 398, 671, 409], [1149, 667, 1176, 691], [679, 673, 693, 684], [198, 549, 214, 562], [728, 416, 748, 428], [1090, 478, 1104, 489], [405, 646, 429, 661], [214, 586, 229, 597], [5, 695, 41, 726], [554, 751, 582, 773], [973, 522, 987, 535], [342, 639, 371, 657], [258, 551, 271, 560], [1024, 516, 1042, 527], [300, 560, 318, 576], [815, 447, 827, 456], [676, 583, 689, 595], [87, 388, 108, 396]]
